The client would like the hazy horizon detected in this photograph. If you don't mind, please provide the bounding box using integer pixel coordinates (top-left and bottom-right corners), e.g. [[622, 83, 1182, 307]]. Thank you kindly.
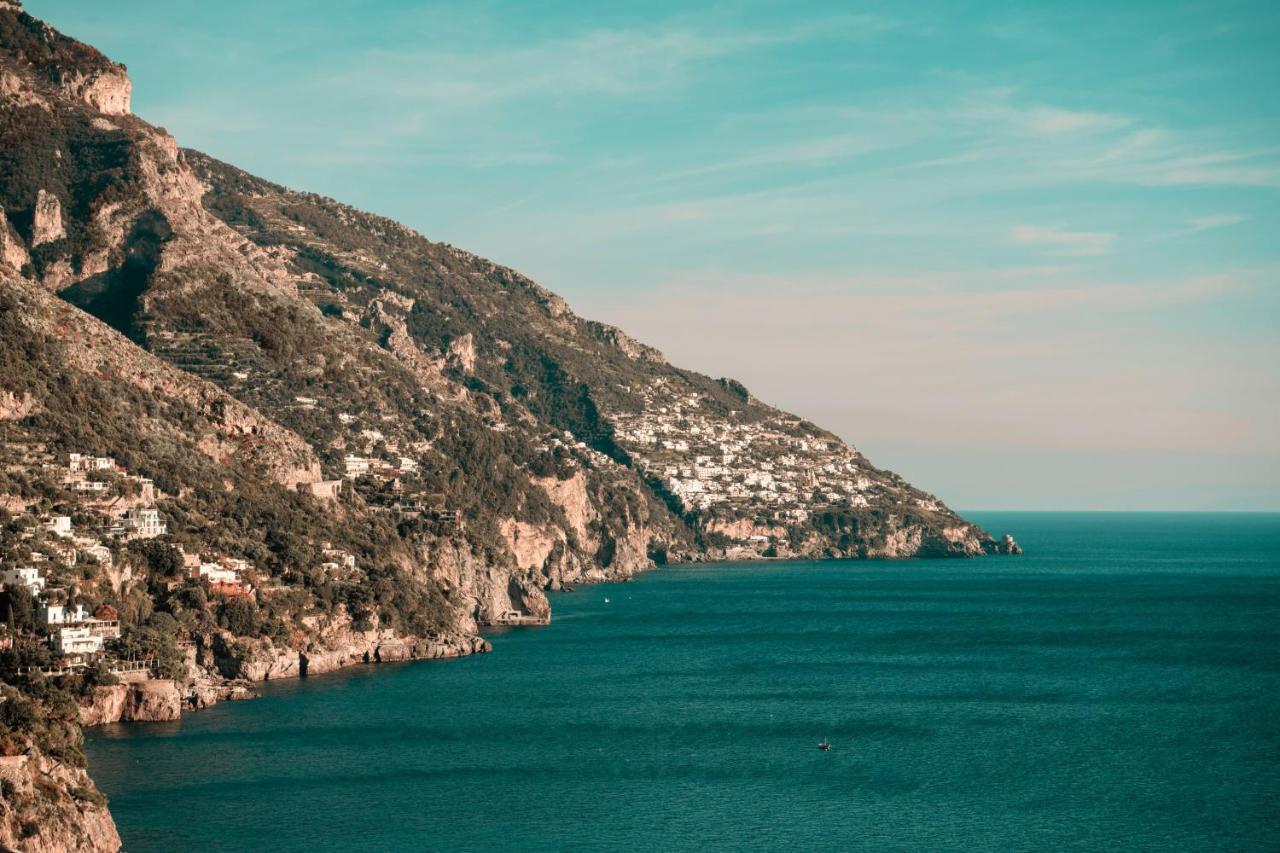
[[29, 0, 1280, 511]]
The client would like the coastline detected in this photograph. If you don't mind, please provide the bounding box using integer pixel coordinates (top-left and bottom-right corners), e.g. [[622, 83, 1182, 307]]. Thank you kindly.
[[82, 515, 1280, 852], [64, 541, 1020, 853], [77, 531, 1025, 731], [78, 630, 492, 728]]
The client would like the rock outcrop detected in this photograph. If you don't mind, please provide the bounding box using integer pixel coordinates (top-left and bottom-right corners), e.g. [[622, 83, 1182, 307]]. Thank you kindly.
[[230, 629, 489, 682], [59, 66, 131, 115], [994, 533, 1023, 555], [0, 388, 34, 420], [30, 189, 63, 246], [0, 205, 28, 271], [446, 332, 477, 374], [0, 750, 120, 853], [78, 681, 183, 727]]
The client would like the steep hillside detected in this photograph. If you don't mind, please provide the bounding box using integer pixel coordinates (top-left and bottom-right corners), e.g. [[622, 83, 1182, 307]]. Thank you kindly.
[[0, 269, 488, 848], [187, 153, 1012, 561], [0, 3, 1018, 848], [0, 0, 1014, 573]]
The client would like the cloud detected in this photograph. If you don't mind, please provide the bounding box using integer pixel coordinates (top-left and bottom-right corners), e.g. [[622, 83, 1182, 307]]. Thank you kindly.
[[580, 268, 1245, 338], [349, 28, 761, 102], [845, 90, 1280, 190], [1021, 107, 1130, 135], [331, 14, 892, 107], [153, 13, 905, 174], [1188, 212, 1248, 231], [945, 90, 1132, 138], [1010, 225, 1115, 256]]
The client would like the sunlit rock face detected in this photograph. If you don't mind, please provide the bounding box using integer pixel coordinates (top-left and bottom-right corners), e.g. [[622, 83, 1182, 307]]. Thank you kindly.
[[62, 66, 133, 115], [31, 188, 63, 245]]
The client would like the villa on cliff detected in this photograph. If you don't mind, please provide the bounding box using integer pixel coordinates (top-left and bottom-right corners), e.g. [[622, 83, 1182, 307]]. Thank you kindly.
[[123, 507, 167, 539]]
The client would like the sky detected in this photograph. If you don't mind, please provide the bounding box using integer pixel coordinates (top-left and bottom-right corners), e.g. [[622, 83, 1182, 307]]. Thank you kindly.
[[27, 0, 1280, 510]]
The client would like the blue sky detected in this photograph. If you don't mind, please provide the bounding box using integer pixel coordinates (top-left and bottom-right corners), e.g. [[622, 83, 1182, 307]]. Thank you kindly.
[[28, 0, 1280, 510]]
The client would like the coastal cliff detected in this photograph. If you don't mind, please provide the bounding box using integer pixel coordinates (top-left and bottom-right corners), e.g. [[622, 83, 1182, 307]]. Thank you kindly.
[[77, 681, 180, 727], [0, 749, 119, 853], [0, 4, 1019, 848], [76, 626, 491, 727]]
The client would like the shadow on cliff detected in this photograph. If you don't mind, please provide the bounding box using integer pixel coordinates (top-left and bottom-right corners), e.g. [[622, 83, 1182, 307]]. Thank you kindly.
[[59, 208, 171, 343]]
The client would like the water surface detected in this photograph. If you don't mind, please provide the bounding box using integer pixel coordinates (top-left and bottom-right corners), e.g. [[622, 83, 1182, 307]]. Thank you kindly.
[[87, 513, 1280, 851]]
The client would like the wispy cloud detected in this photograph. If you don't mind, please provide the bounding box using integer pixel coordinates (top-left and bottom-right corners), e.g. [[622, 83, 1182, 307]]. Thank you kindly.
[[330, 14, 892, 106], [1021, 107, 1130, 135], [1011, 225, 1116, 256], [1189, 212, 1249, 231], [624, 268, 1242, 324]]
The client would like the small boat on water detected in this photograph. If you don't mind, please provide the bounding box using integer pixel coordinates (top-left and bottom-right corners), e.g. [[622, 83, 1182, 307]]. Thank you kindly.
[[817, 739, 831, 751], [604, 597, 611, 604]]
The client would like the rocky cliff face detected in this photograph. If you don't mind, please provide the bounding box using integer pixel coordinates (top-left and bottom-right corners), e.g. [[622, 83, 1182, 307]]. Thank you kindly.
[[0, 750, 120, 853], [2, 273, 322, 490], [78, 681, 182, 727], [0, 204, 28, 271], [218, 614, 490, 683], [57, 65, 130, 116], [29, 189, 61, 246]]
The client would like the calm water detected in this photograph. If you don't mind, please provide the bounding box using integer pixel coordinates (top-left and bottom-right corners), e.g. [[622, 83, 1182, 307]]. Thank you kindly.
[[86, 513, 1280, 852]]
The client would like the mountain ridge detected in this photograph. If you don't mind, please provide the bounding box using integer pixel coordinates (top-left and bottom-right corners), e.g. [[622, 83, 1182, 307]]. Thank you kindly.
[[0, 5, 1017, 849]]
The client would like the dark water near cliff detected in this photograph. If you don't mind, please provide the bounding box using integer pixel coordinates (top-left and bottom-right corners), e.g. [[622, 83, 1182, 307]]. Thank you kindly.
[[86, 513, 1280, 852]]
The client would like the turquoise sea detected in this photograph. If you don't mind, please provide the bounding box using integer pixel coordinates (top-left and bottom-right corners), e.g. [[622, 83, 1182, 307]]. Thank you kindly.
[[86, 513, 1280, 852]]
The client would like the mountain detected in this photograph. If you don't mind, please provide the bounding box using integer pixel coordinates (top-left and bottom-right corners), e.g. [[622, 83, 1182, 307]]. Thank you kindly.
[[0, 4, 1017, 849]]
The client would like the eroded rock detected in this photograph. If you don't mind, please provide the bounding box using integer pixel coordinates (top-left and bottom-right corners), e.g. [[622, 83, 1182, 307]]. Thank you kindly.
[[31, 189, 64, 246]]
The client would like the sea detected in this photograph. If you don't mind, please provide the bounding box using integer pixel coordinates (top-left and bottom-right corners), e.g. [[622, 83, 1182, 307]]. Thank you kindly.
[[85, 512, 1280, 852]]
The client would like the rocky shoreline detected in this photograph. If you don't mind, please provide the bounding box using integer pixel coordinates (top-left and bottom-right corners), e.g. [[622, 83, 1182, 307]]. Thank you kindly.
[[77, 533, 1024, 731], [78, 630, 491, 728]]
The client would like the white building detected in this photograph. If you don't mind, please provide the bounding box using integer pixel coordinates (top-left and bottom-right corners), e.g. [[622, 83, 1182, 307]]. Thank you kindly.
[[42, 515, 73, 538], [51, 626, 103, 657], [195, 563, 239, 584], [67, 453, 116, 473], [343, 454, 371, 478], [1, 566, 46, 593], [221, 557, 249, 574], [37, 603, 89, 628], [321, 548, 357, 569], [124, 507, 167, 539]]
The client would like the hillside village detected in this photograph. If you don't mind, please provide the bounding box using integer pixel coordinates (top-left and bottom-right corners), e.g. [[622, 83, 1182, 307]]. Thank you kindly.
[[610, 378, 944, 553], [0, 446, 259, 681]]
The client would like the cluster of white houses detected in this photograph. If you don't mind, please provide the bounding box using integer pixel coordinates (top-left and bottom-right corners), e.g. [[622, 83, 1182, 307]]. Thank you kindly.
[[32, 452, 170, 540], [341, 453, 419, 480], [59, 453, 157, 503], [25, 507, 163, 565], [611, 379, 940, 529], [1, 563, 121, 663], [0, 451, 177, 671], [334, 420, 424, 482]]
